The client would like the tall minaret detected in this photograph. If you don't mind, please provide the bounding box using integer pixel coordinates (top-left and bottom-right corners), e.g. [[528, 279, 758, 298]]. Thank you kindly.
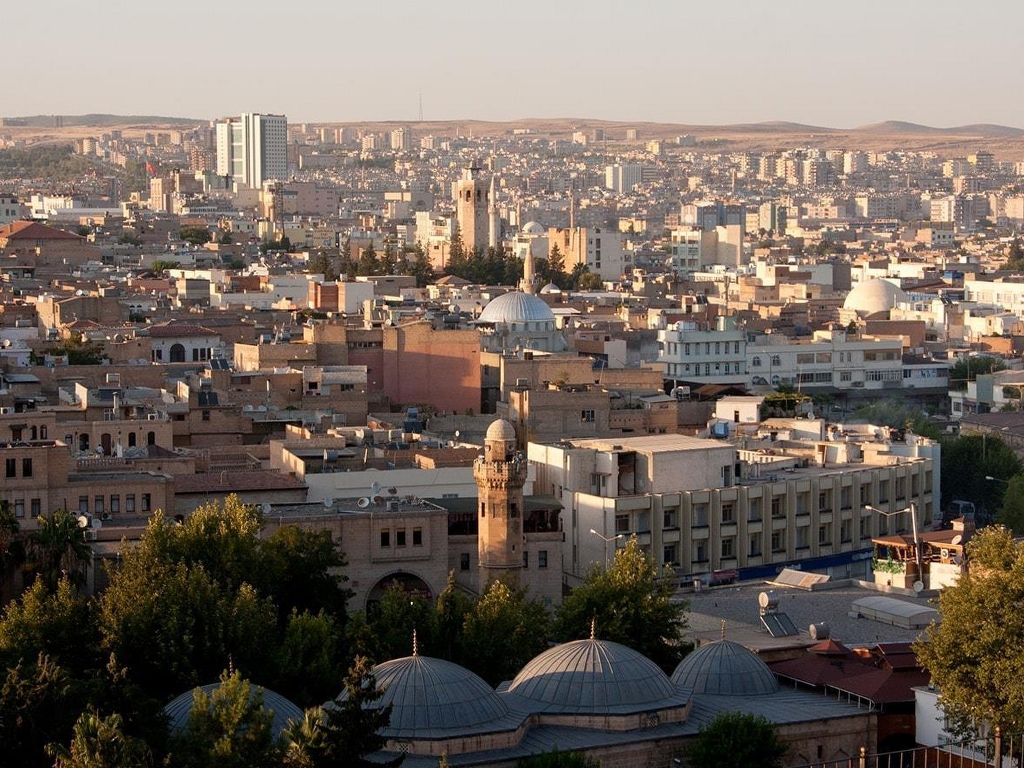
[[455, 165, 490, 254], [488, 175, 500, 251], [474, 418, 527, 590], [520, 240, 536, 295]]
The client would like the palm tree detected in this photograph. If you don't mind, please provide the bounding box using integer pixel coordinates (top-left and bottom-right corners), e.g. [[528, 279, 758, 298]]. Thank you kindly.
[[26, 509, 92, 592]]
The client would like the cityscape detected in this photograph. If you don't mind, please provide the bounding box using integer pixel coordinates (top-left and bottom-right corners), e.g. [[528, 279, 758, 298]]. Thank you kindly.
[[5, 5, 1024, 768]]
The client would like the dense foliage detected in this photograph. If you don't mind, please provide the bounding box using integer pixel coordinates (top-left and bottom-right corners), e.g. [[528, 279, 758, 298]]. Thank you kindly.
[[688, 712, 787, 768]]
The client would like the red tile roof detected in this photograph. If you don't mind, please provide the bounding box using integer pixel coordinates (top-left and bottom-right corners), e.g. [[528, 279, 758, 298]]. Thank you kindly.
[[147, 322, 218, 338], [0, 221, 83, 241]]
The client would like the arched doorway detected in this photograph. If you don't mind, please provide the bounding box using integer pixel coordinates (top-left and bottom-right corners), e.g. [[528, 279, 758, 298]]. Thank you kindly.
[[78, 433, 90, 452], [366, 571, 433, 611], [169, 343, 186, 363]]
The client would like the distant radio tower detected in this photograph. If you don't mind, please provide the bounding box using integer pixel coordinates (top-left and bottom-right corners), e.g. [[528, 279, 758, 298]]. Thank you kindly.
[[418, 92, 423, 122]]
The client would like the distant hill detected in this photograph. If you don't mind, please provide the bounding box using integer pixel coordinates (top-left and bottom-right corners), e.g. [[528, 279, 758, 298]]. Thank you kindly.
[[5, 114, 202, 127], [854, 120, 1024, 137]]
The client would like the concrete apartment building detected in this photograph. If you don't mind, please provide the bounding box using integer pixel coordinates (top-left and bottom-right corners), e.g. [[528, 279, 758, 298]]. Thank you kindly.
[[215, 113, 288, 190], [546, 226, 627, 281], [529, 426, 938, 586]]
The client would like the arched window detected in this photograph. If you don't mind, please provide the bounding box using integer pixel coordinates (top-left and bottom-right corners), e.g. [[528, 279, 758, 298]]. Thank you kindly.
[[771, 355, 781, 367], [30, 426, 37, 440], [128, 433, 137, 447], [78, 434, 90, 451], [751, 356, 761, 367], [147, 431, 156, 446], [169, 343, 186, 363]]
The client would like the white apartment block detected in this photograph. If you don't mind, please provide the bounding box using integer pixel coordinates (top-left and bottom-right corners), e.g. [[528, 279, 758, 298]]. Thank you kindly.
[[529, 429, 938, 584], [216, 113, 288, 189]]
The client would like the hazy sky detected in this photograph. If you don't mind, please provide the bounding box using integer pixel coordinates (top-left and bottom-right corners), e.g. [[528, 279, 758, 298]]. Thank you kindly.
[[6, 0, 1022, 127]]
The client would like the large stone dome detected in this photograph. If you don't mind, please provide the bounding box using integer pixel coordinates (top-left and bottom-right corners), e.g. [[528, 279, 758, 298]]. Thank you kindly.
[[165, 682, 302, 737], [477, 291, 555, 324], [843, 279, 907, 317], [507, 638, 680, 713], [671, 639, 779, 696], [521, 221, 546, 235], [363, 655, 513, 738]]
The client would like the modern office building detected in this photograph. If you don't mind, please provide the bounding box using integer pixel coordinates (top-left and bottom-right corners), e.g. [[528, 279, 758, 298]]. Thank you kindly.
[[215, 113, 288, 189]]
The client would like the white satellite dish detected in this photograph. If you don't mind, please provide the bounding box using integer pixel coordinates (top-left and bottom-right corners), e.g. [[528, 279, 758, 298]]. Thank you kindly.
[[323, 497, 333, 508], [357, 497, 371, 508], [951, 534, 962, 546], [261, 502, 272, 516], [77, 515, 90, 528], [913, 580, 925, 593], [370, 481, 383, 496], [92, 517, 102, 530]]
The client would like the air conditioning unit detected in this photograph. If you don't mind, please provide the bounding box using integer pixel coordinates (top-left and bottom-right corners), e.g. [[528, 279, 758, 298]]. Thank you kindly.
[[147, 414, 158, 421], [83, 530, 97, 542], [101, 513, 112, 522]]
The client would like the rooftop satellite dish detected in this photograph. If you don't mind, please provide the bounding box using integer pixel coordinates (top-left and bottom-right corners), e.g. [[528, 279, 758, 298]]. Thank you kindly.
[[0, 339, 10, 348], [913, 580, 925, 593], [323, 498, 333, 508], [92, 517, 102, 530], [454, 430, 460, 439], [357, 497, 371, 508], [261, 502, 272, 516], [951, 534, 962, 546], [370, 481, 383, 496], [77, 515, 90, 528]]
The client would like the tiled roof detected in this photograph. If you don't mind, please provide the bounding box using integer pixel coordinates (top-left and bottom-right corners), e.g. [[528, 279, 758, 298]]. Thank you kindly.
[[147, 322, 217, 338], [0, 221, 82, 240]]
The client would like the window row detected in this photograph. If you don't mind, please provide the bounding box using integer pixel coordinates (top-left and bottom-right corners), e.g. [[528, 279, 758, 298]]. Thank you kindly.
[[78, 493, 149, 516], [380, 527, 423, 548]]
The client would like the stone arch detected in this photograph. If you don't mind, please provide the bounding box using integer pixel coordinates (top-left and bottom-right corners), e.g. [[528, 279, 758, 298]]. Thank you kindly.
[[366, 570, 433, 611], [169, 343, 186, 363]]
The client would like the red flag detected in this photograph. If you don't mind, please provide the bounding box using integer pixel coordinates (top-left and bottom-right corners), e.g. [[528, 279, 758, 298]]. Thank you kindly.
[[146, 162, 156, 176]]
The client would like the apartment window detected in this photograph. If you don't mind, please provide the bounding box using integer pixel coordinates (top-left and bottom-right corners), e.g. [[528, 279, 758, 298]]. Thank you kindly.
[[841, 519, 852, 543], [128, 433, 137, 447], [840, 371, 852, 382], [30, 499, 40, 517], [752, 356, 762, 368], [538, 550, 548, 568], [141, 494, 151, 512], [721, 537, 735, 559], [94, 496, 104, 515], [771, 496, 783, 518], [721, 503, 735, 523], [111, 496, 120, 514], [460, 552, 470, 571], [523, 551, 529, 568], [860, 485, 871, 506], [818, 523, 831, 546], [771, 355, 781, 366], [771, 530, 786, 553], [664, 543, 679, 566], [693, 541, 708, 563], [860, 515, 872, 540], [412, 527, 422, 546], [818, 491, 829, 512], [202, 410, 211, 422], [4, 458, 14, 478], [748, 498, 762, 522], [693, 503, 708, 527], [615, 514, 630, 533], [840, 487, 852, 509], [581, 409, 595, 423], [380, 529, 390, 547], [749, 534, 762, 557], [663, 507, 678, 528], [796, 526, 809, 549], [79, 496, 89, 514], [396, 529, 406, 547], [14, 500, 24, 518], [879, 480, 890, 504], [126, 494, 136, 513]]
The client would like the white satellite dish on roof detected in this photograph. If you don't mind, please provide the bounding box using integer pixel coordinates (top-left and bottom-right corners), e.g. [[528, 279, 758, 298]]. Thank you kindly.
[[370, 481, 383, 497], [357, 497, 371, 508], [951, 534, 962, 546], [261, 502, 272, 516], [77, 515, 90, 528], [913, 580, 925, 593]]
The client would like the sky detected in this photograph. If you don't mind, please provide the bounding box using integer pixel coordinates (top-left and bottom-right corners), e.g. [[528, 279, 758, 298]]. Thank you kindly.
[[5, 0, 1023, 128]]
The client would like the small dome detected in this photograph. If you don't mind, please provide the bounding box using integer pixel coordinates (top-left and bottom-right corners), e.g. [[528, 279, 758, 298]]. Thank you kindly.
[[477, 291, 555, 324], [671, 640, 778, 696], [360, 655, 510, 737], [486, 418, 517, 442], [540, 282, 561, 295], [521, 221, 546, 235], [508, 638, 677, 712], [843, 279, 907, 316], [164, 683, 302, 737]]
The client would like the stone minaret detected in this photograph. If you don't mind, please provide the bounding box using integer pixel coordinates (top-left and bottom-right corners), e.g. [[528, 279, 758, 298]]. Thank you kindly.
[[455, 165, 490, 254], [521, 242, 536, 294], [474, 418, 527, 589]]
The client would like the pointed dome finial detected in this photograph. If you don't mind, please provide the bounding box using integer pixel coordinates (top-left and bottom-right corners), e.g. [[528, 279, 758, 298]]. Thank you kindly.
[[590, 617, 596, 640], [412, 628, 418, 657], [721, 619, 727, 640]]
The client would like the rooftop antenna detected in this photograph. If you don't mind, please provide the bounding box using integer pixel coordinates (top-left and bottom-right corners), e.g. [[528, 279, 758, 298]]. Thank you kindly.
[[418, 91, 423, 123]]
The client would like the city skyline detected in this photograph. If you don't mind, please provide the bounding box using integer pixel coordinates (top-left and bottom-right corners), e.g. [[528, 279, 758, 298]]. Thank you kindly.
[[7, 0, 1024, 128]]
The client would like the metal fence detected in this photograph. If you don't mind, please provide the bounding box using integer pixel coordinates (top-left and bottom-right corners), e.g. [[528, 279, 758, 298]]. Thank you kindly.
[[790, 732, 1024, 768]]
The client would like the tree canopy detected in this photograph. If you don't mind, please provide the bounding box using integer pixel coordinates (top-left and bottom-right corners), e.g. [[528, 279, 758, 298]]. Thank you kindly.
[[915, 527, 1024, 737], [553, 536, 689, 672], [688, 712, 788, 768]]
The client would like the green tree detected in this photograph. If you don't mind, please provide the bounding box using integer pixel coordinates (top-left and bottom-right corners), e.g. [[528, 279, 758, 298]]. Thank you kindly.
[[1005, 238, 1024, 270], [940, 435, 1022, 520], [47, 709, 154, 768], [0, 577, 98, 675], [379, 241, 397, 276], [577, 271, 603, 291], [517, 748, 599, 767], [849, 399, 941, 440], [167, 669, 283, 768], [148, 259, 181, 274], [272, 610, 344, 708], [688, 712, 787, 768], [915, 527, 1024, 738], [357, 244, 379, 276], [179, 226, 212, 246], [949, 356, 1007, 391], [554, 536, 688, 672], [306, 252, 336, 280], [447, 226, 466, 272], [25, 509, 93, 592], [431, 573, 473, 662], [260, 525, 351, 621], [0, 653, 76, 768], [996, 474, 1024, 534], [43, 336, 108, 365], [461, 580, 550, 686], [547, 243, 566, 287], [0, 499, 23, 597], [362, 584, 436, 661]]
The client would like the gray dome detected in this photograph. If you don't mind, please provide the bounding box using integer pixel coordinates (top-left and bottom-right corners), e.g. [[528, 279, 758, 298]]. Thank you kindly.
[[508, 638, 676, 712], [522, 221, 546, 235], [540, 282, 561, 295], [843, 279, 907, 316], [671, 640, 779, 696], [477, 291, 555, 324], [164, 683, 302, 737], [368, 655, 510, 737], [486, 418, 517, 442]]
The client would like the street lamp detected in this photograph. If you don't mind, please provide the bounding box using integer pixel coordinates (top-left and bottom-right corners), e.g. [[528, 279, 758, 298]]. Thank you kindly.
[[865, 503, 922, 579], [589, 528, 623, 569], [986, 475, 1009, 484]]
